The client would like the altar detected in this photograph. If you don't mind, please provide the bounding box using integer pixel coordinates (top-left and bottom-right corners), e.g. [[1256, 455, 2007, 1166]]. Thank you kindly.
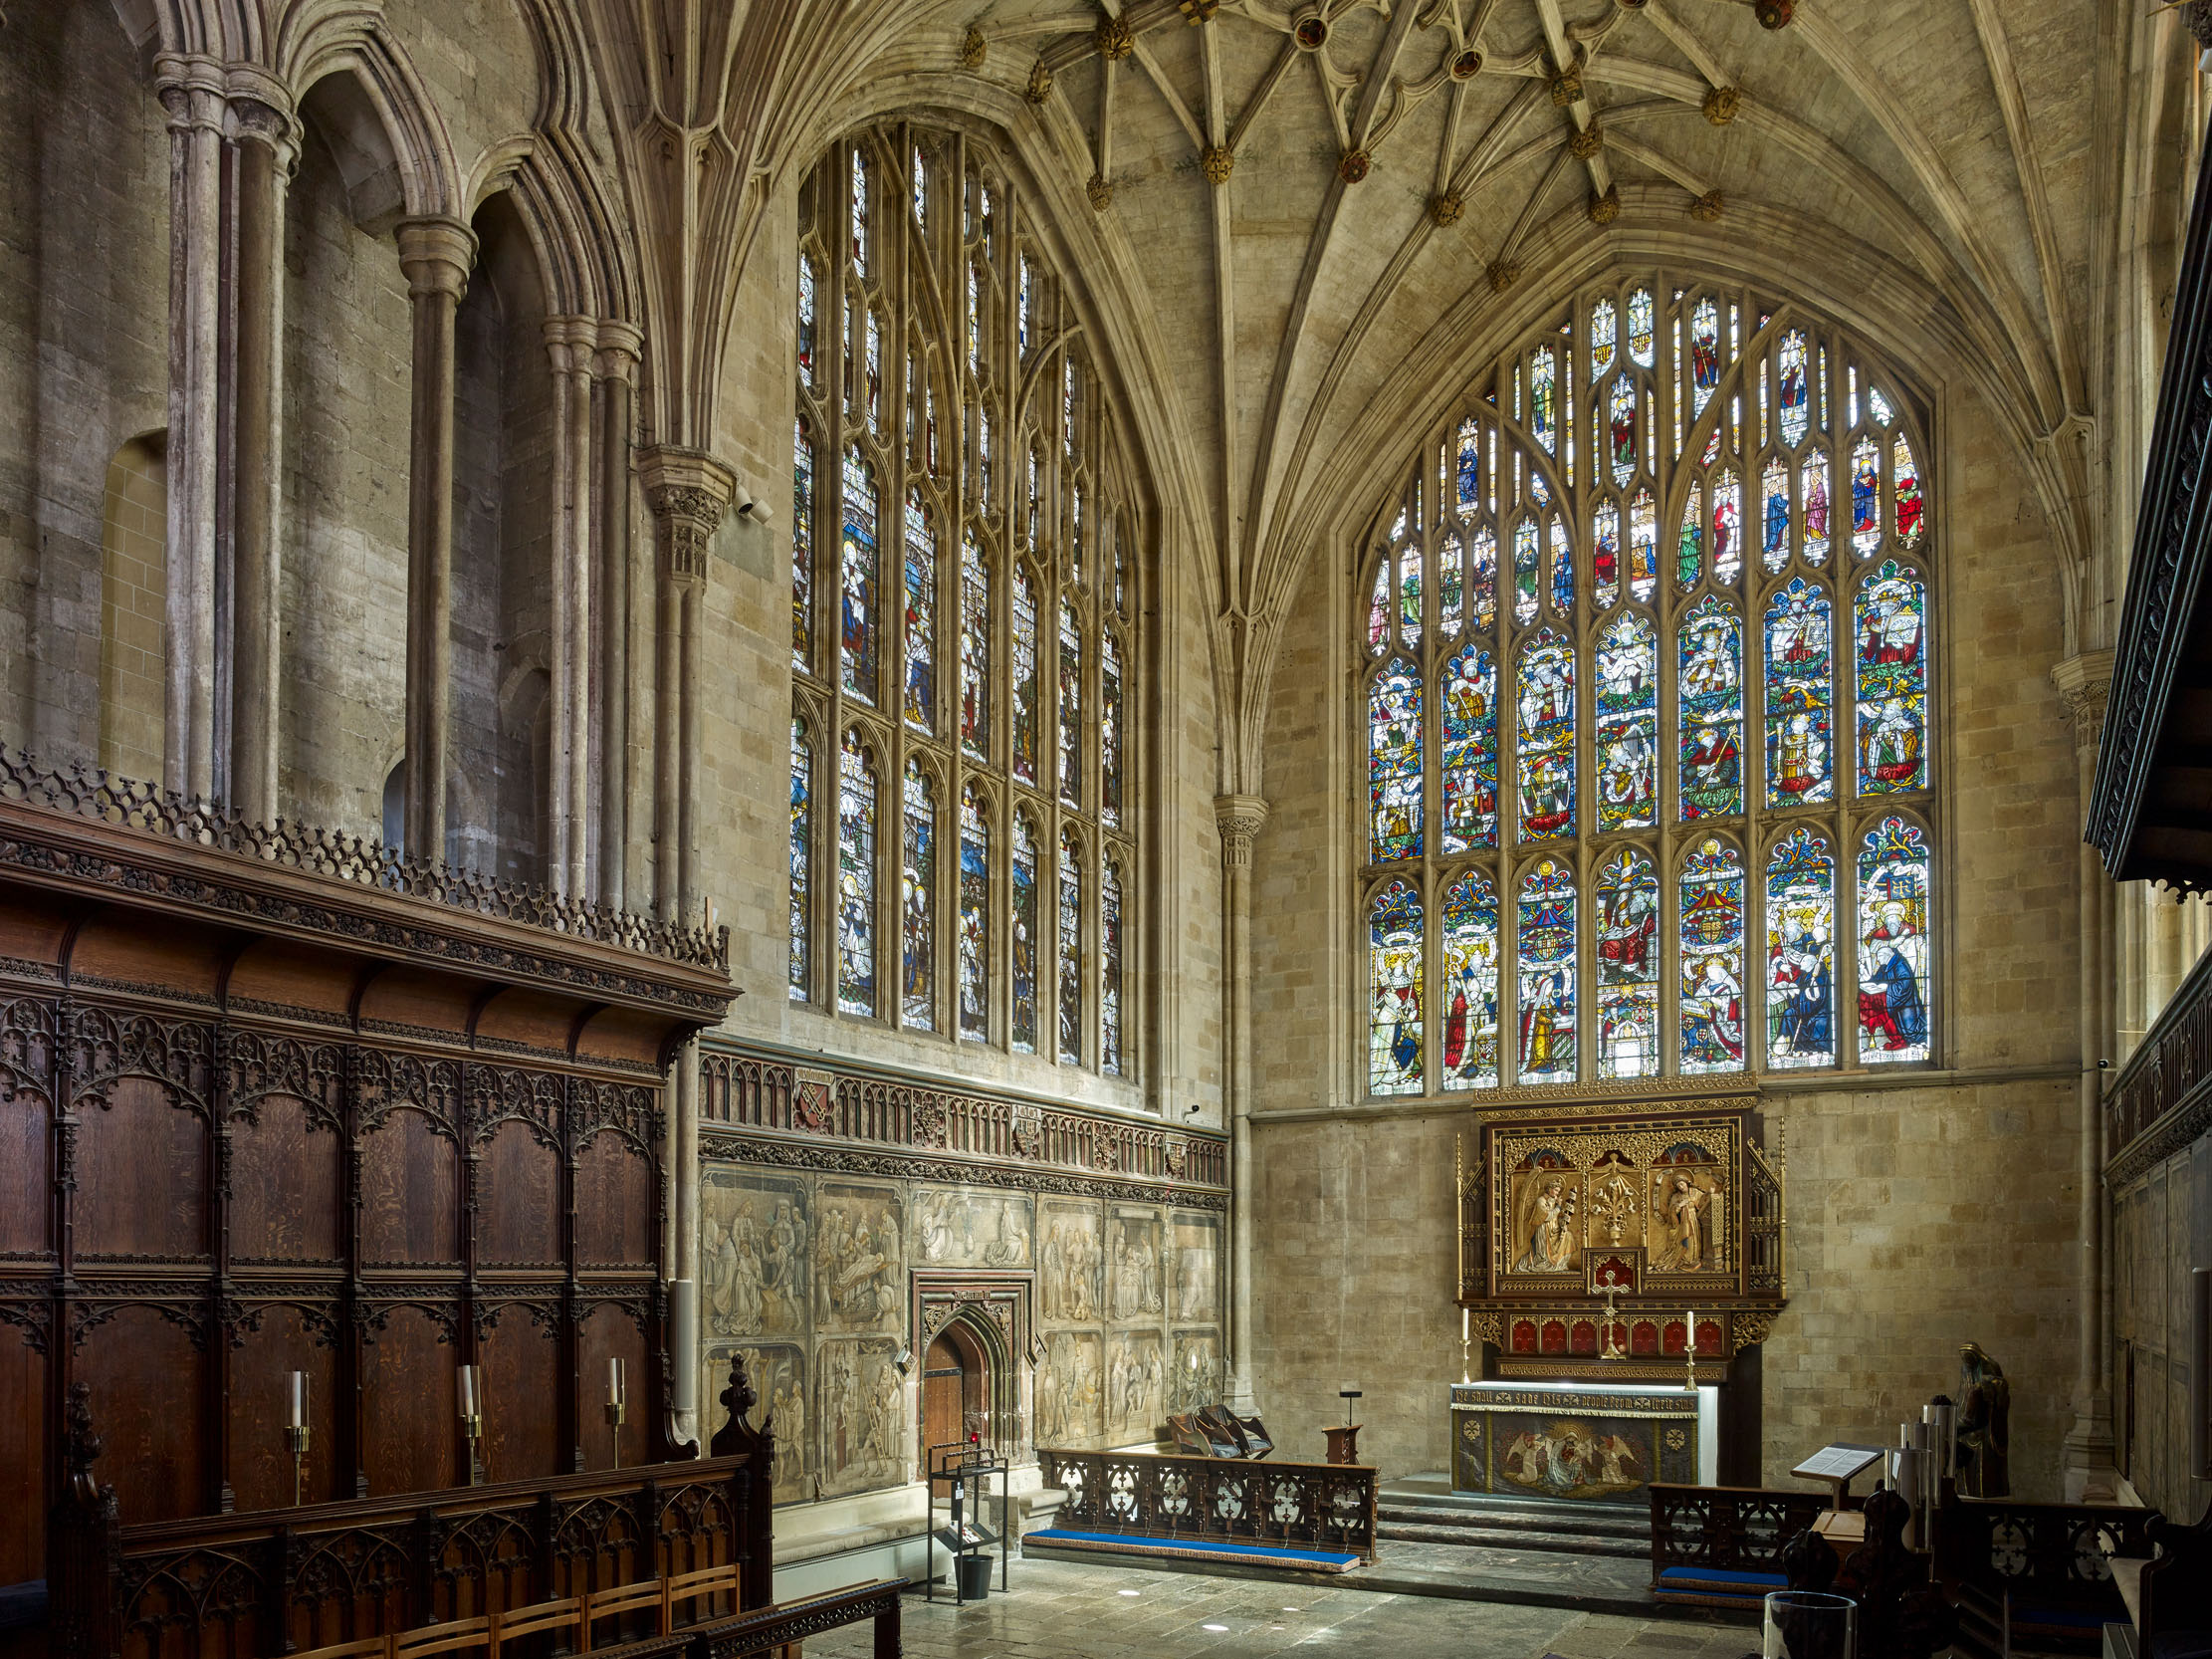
[[1449, 1380, 1718, 1503]]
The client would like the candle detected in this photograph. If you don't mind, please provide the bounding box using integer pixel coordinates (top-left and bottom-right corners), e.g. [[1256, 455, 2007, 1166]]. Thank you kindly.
[[609, 1356, 624, 1405], [457, 1365, 476, 1417], [289, 1370, 305, 1429], [1685, 1309, 1698, 1351], [1460, 1306, 1469, 1342]]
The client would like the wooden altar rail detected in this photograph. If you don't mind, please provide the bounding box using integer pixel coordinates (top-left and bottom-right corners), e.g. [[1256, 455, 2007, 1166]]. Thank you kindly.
[[700, 1047, 1228, 1189], [1649, 1484, 1831, 1581], [1929, 1497, 2154, 1631], [1037, 1449, 1378, 1562], [694, 1579, 903, 1659], [49, 1451, 776, 1659]]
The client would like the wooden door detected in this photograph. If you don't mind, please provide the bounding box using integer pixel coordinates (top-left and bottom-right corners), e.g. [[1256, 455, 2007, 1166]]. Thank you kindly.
[[923, 1332, 965, 1464]]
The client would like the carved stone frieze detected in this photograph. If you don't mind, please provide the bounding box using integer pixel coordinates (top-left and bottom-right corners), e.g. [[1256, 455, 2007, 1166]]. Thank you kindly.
[[700, 1129, 1227, 1211]]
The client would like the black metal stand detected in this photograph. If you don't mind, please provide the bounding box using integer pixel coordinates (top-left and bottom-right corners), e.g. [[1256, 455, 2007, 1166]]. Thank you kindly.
[[925, 1443, 1010, 1605]]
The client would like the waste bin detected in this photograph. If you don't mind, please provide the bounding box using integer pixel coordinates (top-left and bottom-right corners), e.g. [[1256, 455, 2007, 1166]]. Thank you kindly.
[[956, 1553, 993, 1600]]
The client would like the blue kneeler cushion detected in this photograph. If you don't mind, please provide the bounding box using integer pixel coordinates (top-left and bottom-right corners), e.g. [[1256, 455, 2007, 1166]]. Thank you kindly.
[[1023, 1529, 1362, 1573]]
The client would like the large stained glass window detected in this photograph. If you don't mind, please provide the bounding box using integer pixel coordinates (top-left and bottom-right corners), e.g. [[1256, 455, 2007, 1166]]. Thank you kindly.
[[1356, 277, 1936, 1095], [1595, 849, 1659, 1079], [1857, 816, 1930, 1064], [1765, 827, 1836, 1067], [1516, 858, 1577, 1082], [901, 761, 935, 1029], [1057, 829, 1083, 1066], [1012, 812, 1039, 1054], [1101, 859, 1124, 1076], [791, 125, 1140, 1082], [789, 720, 811, 1000], [1440, 871, 1500, 1089], [959, 786, 989, 1041], [836, 732, 878, 1016], [1369, 877, 1424, 1096]]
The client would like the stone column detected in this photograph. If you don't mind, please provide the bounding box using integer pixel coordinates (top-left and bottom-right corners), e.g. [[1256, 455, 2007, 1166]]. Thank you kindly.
[[637, 447, 733, 922], [1215, 793, 1267, 1412], [395, 218, 476, 863], [545, 318, 598, 898], [225, 82, 297, 827], [2054, 649, 2119, 1501], [594, 327, 642, 909], [156, 56, 227, 803]]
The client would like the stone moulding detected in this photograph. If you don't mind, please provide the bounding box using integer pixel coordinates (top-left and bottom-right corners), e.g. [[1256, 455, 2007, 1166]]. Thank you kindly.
[[699, 1041, 1229, 1198], [698, 1128, 1229, 1212]]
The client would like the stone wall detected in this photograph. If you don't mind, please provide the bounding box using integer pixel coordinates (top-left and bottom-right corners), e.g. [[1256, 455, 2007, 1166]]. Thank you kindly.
[[697, 1150, 1225, 1504], [1248, 362, 2090, 1495], [0, 5, 169, 764]]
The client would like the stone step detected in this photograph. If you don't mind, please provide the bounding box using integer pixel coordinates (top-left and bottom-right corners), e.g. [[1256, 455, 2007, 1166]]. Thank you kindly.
[[1377, 1518, 1651, 1560], [1375, 1498, 1652, 1546]]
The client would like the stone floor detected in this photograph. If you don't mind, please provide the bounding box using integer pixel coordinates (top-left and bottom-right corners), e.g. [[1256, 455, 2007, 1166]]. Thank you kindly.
[[801, 1557, 1759, 1658]]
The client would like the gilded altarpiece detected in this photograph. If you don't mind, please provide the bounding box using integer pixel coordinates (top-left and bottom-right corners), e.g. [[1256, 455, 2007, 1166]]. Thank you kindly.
[[1461, 1103, 1785, 1384]]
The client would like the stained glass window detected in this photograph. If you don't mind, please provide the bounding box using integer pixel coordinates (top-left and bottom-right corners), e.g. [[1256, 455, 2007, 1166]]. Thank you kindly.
[[1441, 871, 1501, 1090], [1856, 560, 1927, 795], [1369, 877, 1424, 1094], [1515, 631, 1575, 841], [836, 732, 877, 1016], [1595, 611, 1657, 831], [1678, 837, 1746, 1073], [1057, 829, 1082, 1065], [902, 762, 935, 1029], [1760, 457, 1790, 575], [1765, 827, 1835, 1067], [790, 126, 1140, 1073], [959, 532, 990, 760], [1678, 596, 1744, 819], [1355, 281, 1935, 1093], [1850, 437, 1880, 558], [798, 258, 817, 386], [849, 147, 870, 279], [1595, 849, 1659, 1079], [1440, 642, 1498, 852], [1857, 816, 1930, 1064], [902, 492, 935, 732], [789, 720, 811, 1000], [1102, 630, 1124, 829], [1057, 598, 1082, 809], [1802, 452, 1831, 565], [1763, 578, 1834, 806], [1102, 860, 1124, 1075], [1369, 658, 1424, 860], [1012, 813, 1038, 1053], [840, 449, 878, 701], [959, 786, 988, 1040], [793, 420, 815, 671], [1517, 858, 1577, 1082], [1013, 564, 1039, 784]]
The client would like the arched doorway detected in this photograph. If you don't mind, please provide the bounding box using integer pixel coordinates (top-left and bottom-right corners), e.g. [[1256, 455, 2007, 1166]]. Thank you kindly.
[[922, 1318, 990, 1464]]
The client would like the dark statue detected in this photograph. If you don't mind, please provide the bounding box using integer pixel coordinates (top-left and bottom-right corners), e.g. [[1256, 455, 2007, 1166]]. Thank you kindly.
[[1956, 1343, 2010, 1499]]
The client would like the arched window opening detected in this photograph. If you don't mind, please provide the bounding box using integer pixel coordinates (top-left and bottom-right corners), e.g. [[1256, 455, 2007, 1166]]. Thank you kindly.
[[1355, 277, 1936, 1097]]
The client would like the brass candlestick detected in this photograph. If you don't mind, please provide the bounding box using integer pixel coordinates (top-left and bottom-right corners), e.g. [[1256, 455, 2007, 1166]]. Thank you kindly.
[[1600, 1285, 1625, 1360], [289, 1424, 310, 1506], [606, 1398, 626, 1469], [462, 1413, 485, 1485], [1459, 1332, 1471, 1386]]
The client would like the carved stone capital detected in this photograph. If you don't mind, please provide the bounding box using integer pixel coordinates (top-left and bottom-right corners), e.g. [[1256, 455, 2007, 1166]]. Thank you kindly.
[[395, 216, 477, 303], [543, 315, 600, 376], [224, 81, 300, 169], [637, 446, 736, 589], [2052, 649, 2115, 753], [154, 54, 228, 126], [1214, 795, 1268, 869], [593, 321, 644, 383]]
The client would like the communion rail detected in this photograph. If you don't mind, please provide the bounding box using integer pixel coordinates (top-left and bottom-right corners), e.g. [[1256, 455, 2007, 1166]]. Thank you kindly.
[[1036, 1449, 1378, 1562], [1649, 1483, 1831, 1583], [1930, 1498, 2153, 1658]]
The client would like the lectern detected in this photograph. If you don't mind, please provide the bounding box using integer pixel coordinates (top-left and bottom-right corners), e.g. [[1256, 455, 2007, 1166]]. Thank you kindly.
[[1324, 1425, 1362, 1465]]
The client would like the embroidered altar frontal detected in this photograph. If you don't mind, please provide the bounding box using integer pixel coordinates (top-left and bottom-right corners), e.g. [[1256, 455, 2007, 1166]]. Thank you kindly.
[[1450, 1382, 1698, 1503]]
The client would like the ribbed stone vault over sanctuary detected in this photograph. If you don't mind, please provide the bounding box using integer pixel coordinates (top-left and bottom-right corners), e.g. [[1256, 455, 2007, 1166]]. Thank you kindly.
[[2, 0, 2210, 1633]]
